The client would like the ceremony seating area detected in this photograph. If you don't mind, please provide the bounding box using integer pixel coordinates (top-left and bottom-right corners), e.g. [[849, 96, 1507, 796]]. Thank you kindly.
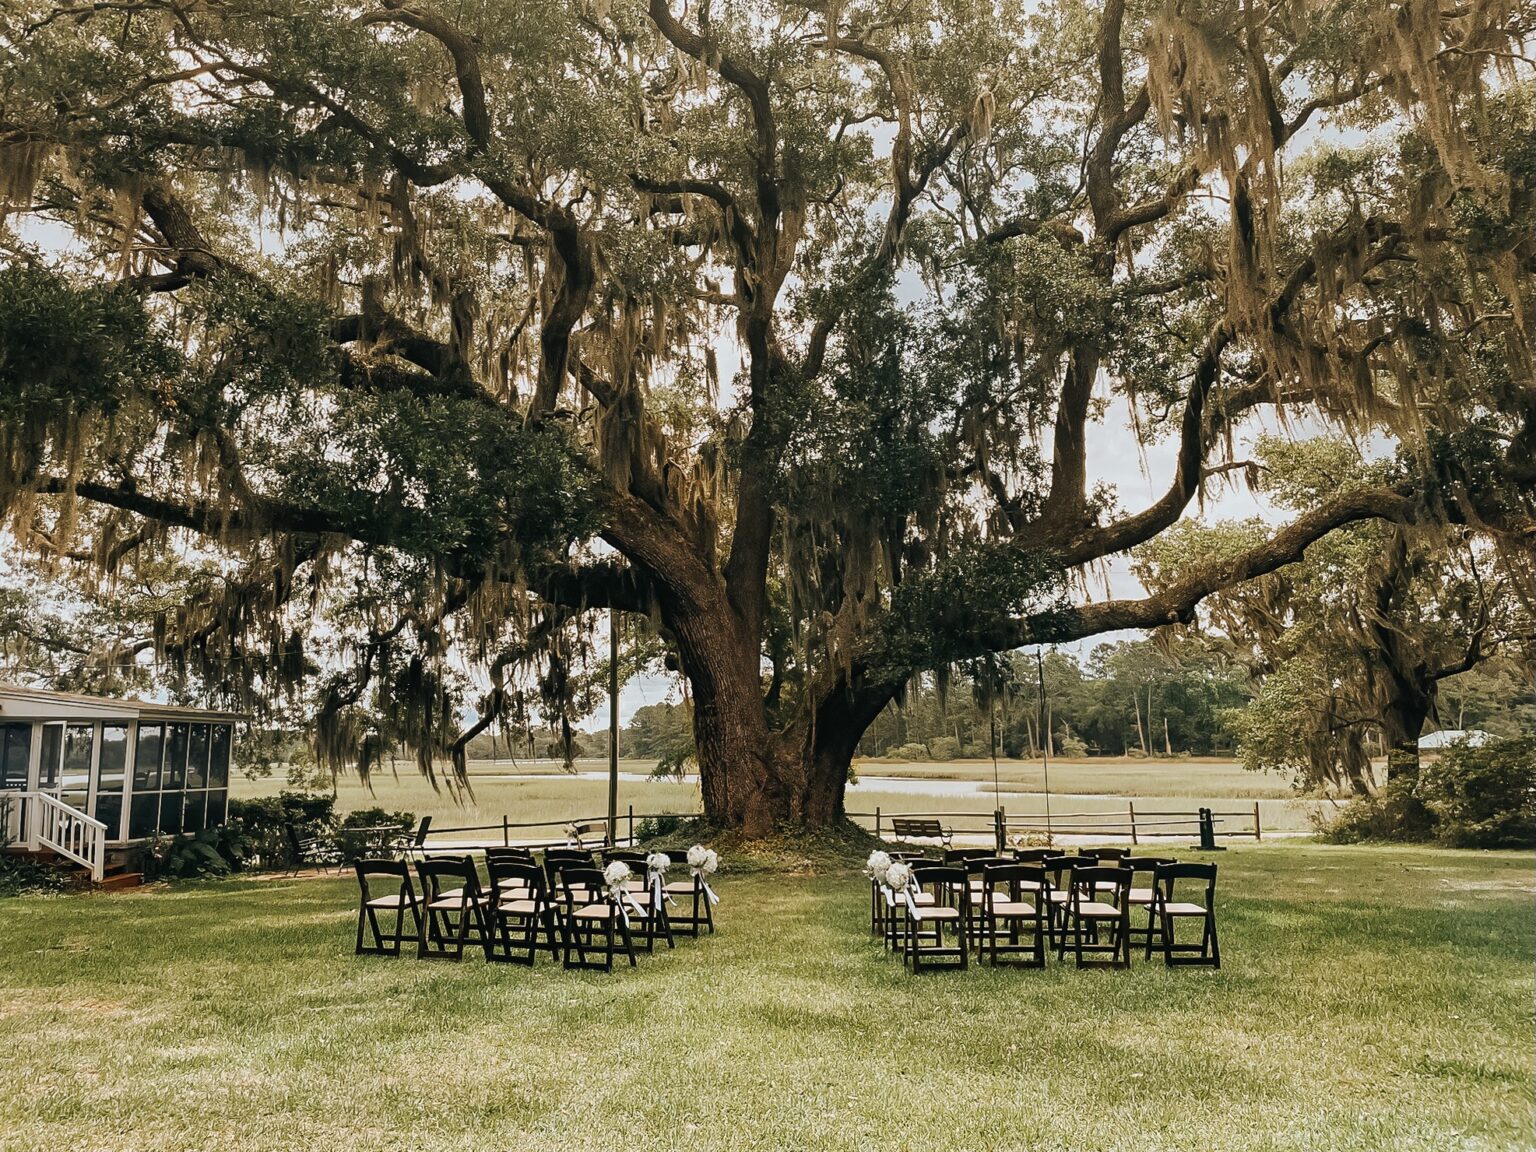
[[868, 846, 1219, 973], [353, 843, 720, 973]]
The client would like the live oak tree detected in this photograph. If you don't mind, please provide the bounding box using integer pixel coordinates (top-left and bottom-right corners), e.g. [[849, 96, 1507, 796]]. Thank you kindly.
[[1136, 437, 1536, 798], [1, 0, 1531, 832]]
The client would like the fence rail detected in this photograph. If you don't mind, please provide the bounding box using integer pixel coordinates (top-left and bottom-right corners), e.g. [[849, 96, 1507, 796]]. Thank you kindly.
[[418, 806, 694, 850], [401, 800, 1261, 856], [845, 801, 1262, 850]]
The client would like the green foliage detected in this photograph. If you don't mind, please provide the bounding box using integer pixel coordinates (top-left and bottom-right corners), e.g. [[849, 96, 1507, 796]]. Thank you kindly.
[[926, 736, 960, 762], [1323, 737, 1535, 848], [625, 702, 695, 776], [0, 266, 177, 420], [335, 806, 416, 859], [1420, 737, 1536, 848], [153, 827, 245, 879]]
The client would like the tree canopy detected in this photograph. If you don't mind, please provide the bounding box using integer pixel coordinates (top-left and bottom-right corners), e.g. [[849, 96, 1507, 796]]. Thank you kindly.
[[1, 0, 1532, 831]]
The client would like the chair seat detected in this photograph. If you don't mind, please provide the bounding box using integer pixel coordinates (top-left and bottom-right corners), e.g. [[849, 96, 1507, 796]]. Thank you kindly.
[[573, 903, 617, 921], [436, 887, 466, 901], [986, 899, 1037, 917], [428, 895, 481, 912], [365, 894, 416, 909], [1074, 900, 1124, 918], [497, 879, 533, 893], [494, 898, 542, 916], [664, 880, 697, 894], [1127, 888, 1154, 904], [915, 905, 962, 921], [1161, 901, 1209, 915], [1047, 890, 1070, 903]]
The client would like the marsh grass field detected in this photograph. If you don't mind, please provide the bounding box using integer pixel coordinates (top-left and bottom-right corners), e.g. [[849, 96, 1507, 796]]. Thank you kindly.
[[231, 756, 1329, 835], [3, 844, 1532, 1151]]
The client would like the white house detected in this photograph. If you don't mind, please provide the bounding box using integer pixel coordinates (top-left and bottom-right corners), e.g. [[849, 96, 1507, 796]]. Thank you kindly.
[[0, 684, 242, 882]]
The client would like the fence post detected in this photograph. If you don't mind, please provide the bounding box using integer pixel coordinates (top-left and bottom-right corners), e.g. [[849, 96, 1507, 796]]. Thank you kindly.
[[1197, 807, 1220, 851], [502, 814, 509, 847], [1254, 801, 1262, 841], [993, 807, 1005, 854], [1129, 800, 1138, 846], [874, 806, 881, 842], [628, 804, 635, 846]]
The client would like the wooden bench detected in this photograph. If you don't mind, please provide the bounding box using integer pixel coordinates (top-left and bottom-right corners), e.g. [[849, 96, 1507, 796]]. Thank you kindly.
[[889, 816, 952, 849]]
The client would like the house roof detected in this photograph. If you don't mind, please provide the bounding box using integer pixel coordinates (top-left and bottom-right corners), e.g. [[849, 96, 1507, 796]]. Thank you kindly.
[[0, 683, 246, 723], [1417, 729, 1494, 749]]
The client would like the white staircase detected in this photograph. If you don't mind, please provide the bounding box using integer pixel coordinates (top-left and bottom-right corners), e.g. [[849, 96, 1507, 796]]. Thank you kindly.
[[1, 791, 106, 881]]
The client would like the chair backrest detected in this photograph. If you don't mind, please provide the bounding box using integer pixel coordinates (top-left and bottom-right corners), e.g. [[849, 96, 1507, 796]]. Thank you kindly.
[[915, 865, 969, 906], [1124, 855, 1175, 876], [943, 848, 994, 865], [964, 856, 1014, 883], [487, 857, 545, 899], [544, 847, 595, 884], [355, 858, 413, 903], [1089, 846, 1130, 861], [603, 848, 648, 866], [485, 846, 534, 869], [982, 862, 1048, 901], [1012, 847, 1055, 863], [556, 865, 607, 907], [1072, 865, 1132, 904], [1045, 855, 1095, 886], [416, 855, 480, 901], [1153, 861, 1216, 902]]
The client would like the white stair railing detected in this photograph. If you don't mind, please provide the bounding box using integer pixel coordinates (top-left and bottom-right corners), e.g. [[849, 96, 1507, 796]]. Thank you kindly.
[[20, 792, 106, 882]]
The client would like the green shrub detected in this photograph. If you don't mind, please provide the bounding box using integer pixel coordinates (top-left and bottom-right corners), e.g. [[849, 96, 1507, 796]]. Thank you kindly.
[[635, 813, 686, 841], [335, 806, 415, 859], [928, 736, 961, 762], [890, 742, 929, 761], [1058, 728, 1089, 758], [1321, 736, 1533, 847], [225, 791, 338, 869], [1421, 736, 1535, 848]]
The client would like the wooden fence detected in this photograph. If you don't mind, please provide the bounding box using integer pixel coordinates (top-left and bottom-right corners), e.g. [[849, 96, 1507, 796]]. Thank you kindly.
[[846, 802, 1264, 851]]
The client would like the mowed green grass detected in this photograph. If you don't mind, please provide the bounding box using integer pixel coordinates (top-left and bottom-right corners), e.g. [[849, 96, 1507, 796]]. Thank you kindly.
[[3, 844, 1532, 1151]]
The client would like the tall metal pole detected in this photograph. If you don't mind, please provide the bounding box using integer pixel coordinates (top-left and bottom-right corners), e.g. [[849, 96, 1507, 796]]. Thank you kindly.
[[607, 605, 620, 847]]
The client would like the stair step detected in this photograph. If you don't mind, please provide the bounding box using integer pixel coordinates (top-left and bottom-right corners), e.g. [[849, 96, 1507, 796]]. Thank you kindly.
[[95, 871, 144, 892]]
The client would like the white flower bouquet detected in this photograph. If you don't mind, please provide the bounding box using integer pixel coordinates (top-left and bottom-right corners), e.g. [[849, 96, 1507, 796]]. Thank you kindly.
[[603, 859, 632, 900], [865, 850, 892, 884], [687, 843, 721, 905]]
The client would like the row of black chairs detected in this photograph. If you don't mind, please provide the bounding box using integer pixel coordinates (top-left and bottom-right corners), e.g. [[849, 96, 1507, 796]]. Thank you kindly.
[[355, 846, 716, 972], [871, 846, 1219, 971]]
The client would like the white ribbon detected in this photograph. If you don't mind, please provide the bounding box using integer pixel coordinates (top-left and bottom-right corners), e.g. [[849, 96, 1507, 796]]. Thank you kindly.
[[692, 868, 720, 906]]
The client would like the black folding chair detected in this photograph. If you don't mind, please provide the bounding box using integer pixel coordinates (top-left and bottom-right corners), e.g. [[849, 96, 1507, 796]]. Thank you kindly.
[[1062, 865, 1133, 969], [557, 866, 636, 971], [1150, 863, 1220, 967], [1125, 856, 1176, 951], [902, 864, 968, 973], [978, 863, 1048, 967], [353, 859, 421, 956], [544, 847, 595, 888], [654, 845, 716, 938], [415, 855, 491, 961], [487, 858, 558, 965]]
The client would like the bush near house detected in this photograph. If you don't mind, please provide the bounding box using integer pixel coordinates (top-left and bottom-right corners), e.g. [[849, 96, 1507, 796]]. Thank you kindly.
[[1323, 736, 1535, 848]]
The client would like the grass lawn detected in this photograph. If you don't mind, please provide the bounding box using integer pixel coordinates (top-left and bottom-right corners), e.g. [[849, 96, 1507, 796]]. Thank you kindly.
[[3, 843, 1532, 1151]]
